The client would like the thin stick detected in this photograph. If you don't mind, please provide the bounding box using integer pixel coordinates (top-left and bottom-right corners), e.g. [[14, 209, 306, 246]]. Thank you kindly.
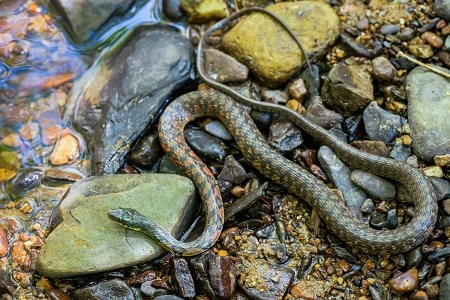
[[397, 51, 450, 79]]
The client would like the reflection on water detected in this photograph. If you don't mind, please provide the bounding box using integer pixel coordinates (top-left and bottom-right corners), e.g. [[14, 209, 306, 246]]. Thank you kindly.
[[0, 0, 169, 294]]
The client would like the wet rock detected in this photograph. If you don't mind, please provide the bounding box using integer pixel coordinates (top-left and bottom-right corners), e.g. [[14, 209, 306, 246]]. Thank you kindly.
[[6, 168, 43, 199], [52, 0, 135, 43], [360, 198, 374, 214], [305, 97, 344, 129], [435, 0, 450, 21], [203, 120, 233, 141], [440, 273, 450, 299], [181, 0, 229, 23], [49, 132, 81, 165], [203, 48, 248, 83], [43, 168, 84, 184], [405, 247, 423, 269], [170, 257, 195, 299], [238, 259, 294, 299], [268, 117, 303, 153], [185, 128, 229, 161], [128, 129, 162, 170], [36, 174, 198, 278], [405, 66, 450, 162], [369, 209, 398, 230], [66, 26, 192, 175], [317, 146, 368, 208], [363, 102, 405, 144], [372, 56, 396, 81], [162, 0, 185, 21], [190, 250, 236, 299], [218, 155, 246, 184], [221, 2, 340, 87], [73, 279, 135, 300], [250, 110, 272, 131], [351, 170, 396, 201], [389, 268, 419, 294], [322, 60, 374, 116]]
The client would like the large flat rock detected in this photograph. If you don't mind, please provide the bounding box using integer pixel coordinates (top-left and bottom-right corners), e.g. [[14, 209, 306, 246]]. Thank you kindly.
[[36, 174, 197, 278]]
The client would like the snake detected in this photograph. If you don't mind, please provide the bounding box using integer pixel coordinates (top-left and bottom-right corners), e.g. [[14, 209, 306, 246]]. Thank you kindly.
[[108, 8, 437, 255]]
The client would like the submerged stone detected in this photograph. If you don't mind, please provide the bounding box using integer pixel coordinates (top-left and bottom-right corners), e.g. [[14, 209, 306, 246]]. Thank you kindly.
[[36, 174, 197, 278]]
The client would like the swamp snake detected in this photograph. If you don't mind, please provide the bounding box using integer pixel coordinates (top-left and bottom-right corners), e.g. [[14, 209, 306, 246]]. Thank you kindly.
[[108, 8, 437, 255]]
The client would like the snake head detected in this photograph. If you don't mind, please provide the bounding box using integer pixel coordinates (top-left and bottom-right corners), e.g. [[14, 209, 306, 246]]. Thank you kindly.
[[108, 207, 140, 228]]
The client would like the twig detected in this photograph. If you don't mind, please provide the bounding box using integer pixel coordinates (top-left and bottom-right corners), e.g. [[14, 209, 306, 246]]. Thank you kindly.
[[397, 51, 450, 79]]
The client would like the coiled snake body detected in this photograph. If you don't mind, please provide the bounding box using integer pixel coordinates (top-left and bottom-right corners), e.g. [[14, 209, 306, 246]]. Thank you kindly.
[[108, 8, 437, 256]]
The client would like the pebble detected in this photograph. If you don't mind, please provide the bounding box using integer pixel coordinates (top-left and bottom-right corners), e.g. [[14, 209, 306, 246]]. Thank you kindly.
[[203, 119, 233, 141], [435, 154, 450, 167], [2, 133, 21, 148], [268, 117, 303, 153], [290, 278, 325, 298], [261, 89, 289, 104], [389, 139, 411, 162], [217, 155, 247, 184], [317, 146, 368, 207], [360, 198, 375, 213], [305, 97, 344, 129], [181, 0, 228, 23], [351, 170, 396, 201], [5, 168, 43, 199], [128, 130, 162, 169], [421, 31, 444, 48], [405, 247, 423, 269], [19, 122, 40, 141], [185, 128, 230, 161], [371, 56, 396, 81], [322, 60, 374, 116], [430, 177, 450, 201], [288, 78, 308, 101], [380, 24, 401, 35], [162, 0, 185, 21], [408, 45, 434, 58], [388, 268, 419, 293], [49, 132, 80, 165], [363, 101, 406, 144], [203, 48, 249, 83], [73, 279, 135, 300], [398, 27, 415, 41], [423, 165, 444, 178]]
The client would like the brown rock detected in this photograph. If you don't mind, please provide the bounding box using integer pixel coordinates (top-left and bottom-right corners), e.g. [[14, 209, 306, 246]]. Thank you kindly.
[[19, 122, 40, 140], [49, 132, 80, 165], [2, 133, 21, 148], [288, 78, 308, 101], [388, 268, 419, 293], [372, 56, 396, 81], [421, 31, 443, 49], [321, 60, 374, 116], [350, 140, 391, 157], [290, 278, 325, 299], [305, 97, 344, 129], [203, 48, 248, 83], [0, 227, 8, 256]]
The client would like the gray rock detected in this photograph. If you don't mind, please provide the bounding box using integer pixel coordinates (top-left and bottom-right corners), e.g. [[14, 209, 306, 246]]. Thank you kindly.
[[51, 0, 135, 43], [268, 118, 303, 154], [66, 26, 193, 175], [36, 174, 197, 278], [440, 273, 450, 300], [389, 139, 411, 162], [405, 66, 450, 162], [317, 146, 368, 208], [322, 60, 374, 116], [430, 177, 450, 201], [380, 24, 401, 35], [363, 101, 406, 144], [185, 128, 230, 161], [73, 279, 135, 300], [372, 56, 396, 81], [435, 0, 450, 20], [351, 170, 396, 201]]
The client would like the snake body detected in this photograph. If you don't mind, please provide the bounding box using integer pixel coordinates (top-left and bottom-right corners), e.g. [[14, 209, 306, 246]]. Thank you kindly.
[[108, 8, 437, 255]]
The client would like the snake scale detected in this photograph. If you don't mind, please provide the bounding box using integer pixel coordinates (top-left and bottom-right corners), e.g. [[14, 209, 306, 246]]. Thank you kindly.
[[108, 8, 437, 255]]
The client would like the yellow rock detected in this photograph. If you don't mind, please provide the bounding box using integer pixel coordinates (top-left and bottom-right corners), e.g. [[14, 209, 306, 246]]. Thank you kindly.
[[181, 0, 229, 23], [221, 2, 340, 87]]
